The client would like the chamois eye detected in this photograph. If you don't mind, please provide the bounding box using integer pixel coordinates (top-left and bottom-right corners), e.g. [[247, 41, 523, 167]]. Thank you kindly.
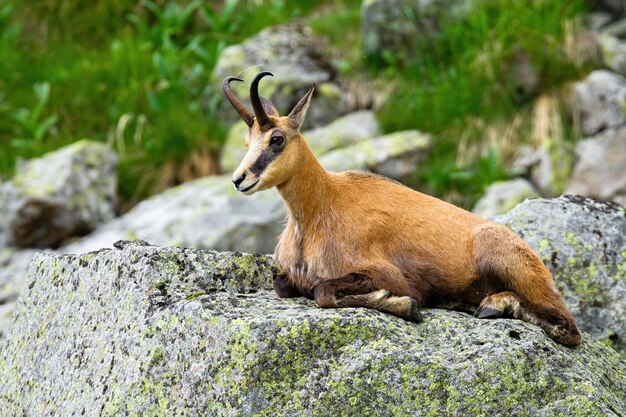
[[270, 135, 284, 147]]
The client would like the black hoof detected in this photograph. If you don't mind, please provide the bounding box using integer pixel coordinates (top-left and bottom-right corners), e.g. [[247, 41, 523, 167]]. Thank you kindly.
[[408, 299, 423, 323], [475, 306, 503, 319]]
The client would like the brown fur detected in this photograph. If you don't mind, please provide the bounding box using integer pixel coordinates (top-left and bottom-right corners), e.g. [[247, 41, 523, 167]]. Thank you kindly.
[[227, 79, 581, 347]]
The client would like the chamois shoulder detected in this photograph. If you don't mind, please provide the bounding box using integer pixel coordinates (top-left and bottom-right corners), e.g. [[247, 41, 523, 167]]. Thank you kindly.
[[340, 170, 403, 186], [335, 169, 488, 225]]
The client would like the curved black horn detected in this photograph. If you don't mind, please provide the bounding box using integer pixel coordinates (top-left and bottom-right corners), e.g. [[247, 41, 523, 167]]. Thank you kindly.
[[223, 76, 254, 127], [250, 71, 274, 128]]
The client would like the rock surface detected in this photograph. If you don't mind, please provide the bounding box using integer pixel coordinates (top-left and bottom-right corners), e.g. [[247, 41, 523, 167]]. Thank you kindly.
[[511, 140, 574, 197], [212, 23, 348, 130], [318, 130, 431, 178], [600, 34, 626, 76], [62, 176, 285, 256], [222, 111, 381, 172], [495, 195, 626, 353], [566, 125, 626, 207], [472, 178, 540, 218], [0, 140, 117, 249], [572, 70, 626, 136], [1, 241, 624, 416]]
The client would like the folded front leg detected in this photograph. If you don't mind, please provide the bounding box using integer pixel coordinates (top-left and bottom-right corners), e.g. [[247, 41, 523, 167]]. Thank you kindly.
[[313, 270, 422, 323]]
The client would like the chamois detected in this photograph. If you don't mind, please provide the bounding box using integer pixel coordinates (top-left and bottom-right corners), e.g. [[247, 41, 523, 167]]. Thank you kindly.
[[223, 72, 581, 347]]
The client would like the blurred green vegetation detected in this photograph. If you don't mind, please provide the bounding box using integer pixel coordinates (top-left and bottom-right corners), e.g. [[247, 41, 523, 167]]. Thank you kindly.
[[368, 0, 593, 207], [0, 0, 321, 205], [0, 0, 595, 208]]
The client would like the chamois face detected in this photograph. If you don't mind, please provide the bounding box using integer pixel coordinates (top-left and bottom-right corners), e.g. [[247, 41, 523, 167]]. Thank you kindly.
[[232, 116, 304, 195], [223, 72, 314, 195]]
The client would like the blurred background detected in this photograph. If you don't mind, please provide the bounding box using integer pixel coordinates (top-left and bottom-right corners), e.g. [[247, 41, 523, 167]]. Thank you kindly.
[[1, 1, 625, 332], [2, 0, 620, 207]]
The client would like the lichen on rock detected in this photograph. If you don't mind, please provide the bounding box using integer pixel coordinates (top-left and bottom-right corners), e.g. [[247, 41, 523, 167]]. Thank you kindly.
[[1, 241, 624, 416]]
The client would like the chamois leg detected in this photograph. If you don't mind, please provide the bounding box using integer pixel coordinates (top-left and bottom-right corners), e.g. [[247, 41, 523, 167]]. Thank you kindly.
[[473, 224, 581, 347], [474, 291, 523, 319], [336, 290, 422, 322], [273, 273, 302, 298], [313, 271, 422, 323]]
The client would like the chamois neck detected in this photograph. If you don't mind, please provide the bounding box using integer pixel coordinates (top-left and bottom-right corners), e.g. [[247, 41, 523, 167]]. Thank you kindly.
[[276, 139, 332, 224]]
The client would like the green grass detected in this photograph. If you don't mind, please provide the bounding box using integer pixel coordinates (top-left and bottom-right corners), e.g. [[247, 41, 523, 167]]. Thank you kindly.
[[0, 0, 322, 203], [370, 0, 593, 207]]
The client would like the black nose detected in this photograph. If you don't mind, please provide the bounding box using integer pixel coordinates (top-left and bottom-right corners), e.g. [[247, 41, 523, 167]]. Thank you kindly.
[[233, 173, 246, 188]]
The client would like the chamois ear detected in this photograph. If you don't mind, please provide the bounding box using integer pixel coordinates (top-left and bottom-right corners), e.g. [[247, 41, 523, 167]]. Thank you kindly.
[[287, 84, 315, 130], [260, 97, 279, 117]]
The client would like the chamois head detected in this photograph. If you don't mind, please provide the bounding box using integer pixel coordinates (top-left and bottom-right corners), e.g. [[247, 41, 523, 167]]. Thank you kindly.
[[224, 71, 314, 195]]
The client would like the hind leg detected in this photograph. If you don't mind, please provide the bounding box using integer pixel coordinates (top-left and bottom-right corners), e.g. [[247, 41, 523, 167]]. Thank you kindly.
[[474, 291, 522, 319], [473, 224, 581, 347], [474, 291, 580, 345]]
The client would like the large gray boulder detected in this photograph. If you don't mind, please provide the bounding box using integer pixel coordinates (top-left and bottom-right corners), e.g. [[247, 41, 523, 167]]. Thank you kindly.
[[566, 125, 626, 207], [495, 195, 626, 353], [572, 70, 626, 136], [222, 111, 381, 172], [472, 178, 540, 218], [361, 0, 475, 59], [212, 23, 349, 130], [0, 140, 117, 248], [0, 241, 624, 416]]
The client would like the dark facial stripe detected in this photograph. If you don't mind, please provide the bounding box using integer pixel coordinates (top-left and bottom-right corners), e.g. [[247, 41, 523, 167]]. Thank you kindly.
[[249, 147, 281, 176]]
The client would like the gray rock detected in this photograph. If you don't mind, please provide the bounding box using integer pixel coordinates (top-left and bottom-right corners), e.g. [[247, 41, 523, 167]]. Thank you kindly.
[[572, 70, 626, 136], [511, 141, 574, 197], [495, 195, 626, 354], [212, 23, 349, 130], [63, 176, 285, 256], [602, 17, 626, 38], [566, 125, 626, 207], [361, 0, 475, 59], [222, 111, 381, 172], [0, 140, 117, 248], [600, 34, 626, 76], [1, 241, 624, 416], [586, 12, 613, 31], [305, 110, 381, 152], [319, 130, 431, 178], [472, 179, 540, 218]]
